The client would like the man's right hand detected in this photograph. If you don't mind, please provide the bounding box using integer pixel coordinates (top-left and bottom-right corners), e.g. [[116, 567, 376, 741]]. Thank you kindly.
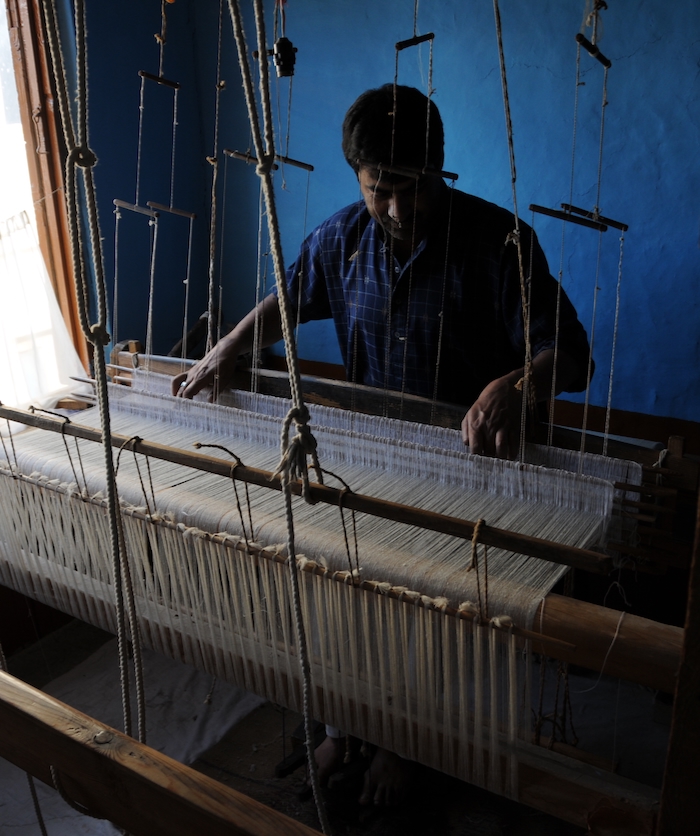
[[171, 293, 284, 400], [171, 337, 240, 400]]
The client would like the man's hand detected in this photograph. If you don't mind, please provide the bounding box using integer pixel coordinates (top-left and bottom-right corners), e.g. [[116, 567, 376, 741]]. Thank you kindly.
[[171, 294, 283, 400], [171, 338, 240, 399], [461, 374, 523, 458]]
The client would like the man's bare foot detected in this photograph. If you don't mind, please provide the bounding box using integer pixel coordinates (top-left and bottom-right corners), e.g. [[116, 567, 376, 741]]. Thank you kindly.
[[359, 747, 415, 806], [313, 734, 344, 786]]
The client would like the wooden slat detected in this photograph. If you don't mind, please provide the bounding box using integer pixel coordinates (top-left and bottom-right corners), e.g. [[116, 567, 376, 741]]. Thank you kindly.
[[0, 671, 320, 836]]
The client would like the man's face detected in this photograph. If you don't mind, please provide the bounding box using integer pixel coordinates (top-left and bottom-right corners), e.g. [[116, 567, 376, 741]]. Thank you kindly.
[[358, 166, 441, 246]]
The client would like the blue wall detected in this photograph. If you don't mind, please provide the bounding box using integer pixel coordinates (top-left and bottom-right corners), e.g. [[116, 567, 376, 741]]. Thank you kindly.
[[84, 0, 700, 422]]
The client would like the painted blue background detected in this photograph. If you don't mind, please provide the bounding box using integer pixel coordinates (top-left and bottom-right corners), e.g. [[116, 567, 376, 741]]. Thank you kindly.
[[81, 1, 699, 422]]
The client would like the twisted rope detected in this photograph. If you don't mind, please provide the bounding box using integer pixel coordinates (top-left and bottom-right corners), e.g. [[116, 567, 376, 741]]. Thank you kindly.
[[225, 2, 329, 831], [40, 0, 146, 743]]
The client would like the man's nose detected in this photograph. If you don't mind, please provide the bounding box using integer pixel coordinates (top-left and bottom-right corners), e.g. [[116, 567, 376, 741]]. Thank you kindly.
[[388, 193, 412, 222]]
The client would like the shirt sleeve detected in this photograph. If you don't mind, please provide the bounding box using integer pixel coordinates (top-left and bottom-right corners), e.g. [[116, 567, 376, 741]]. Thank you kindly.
[[273, 228, 333, 324]]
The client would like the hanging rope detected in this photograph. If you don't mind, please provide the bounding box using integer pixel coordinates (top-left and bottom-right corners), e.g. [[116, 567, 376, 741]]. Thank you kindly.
[[225, 2, 328, 831], [492, 0, 534, 461], [39, 0, 146, 743]]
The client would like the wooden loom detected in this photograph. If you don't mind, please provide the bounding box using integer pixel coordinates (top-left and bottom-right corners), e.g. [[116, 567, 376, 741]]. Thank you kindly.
[[1, 2, 699, 834], [0, 352, 696, 834]]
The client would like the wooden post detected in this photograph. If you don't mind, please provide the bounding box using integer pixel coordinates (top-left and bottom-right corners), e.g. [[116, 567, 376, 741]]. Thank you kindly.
[[656, 494, 700, 833]]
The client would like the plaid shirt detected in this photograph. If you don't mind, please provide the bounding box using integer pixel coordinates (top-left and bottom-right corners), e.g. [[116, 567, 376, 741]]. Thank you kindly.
[[283, 184, 591, 407]]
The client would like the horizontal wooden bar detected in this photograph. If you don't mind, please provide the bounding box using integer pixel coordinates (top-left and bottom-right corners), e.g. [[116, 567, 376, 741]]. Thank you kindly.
[[358, 158, 459, 182], [560, 203, 628, 232], [138, 69, 180, 89], [396, 32, 435, 50], [0, 403, 611, 574], [535, 593, 681, 693], [113, 199, 158, 218], [529, 204, 608, 232], [146, 201, 196, 219], [575, 32, 612, 69], [224, 148, 316, 172], [0, 671, 320, 836]]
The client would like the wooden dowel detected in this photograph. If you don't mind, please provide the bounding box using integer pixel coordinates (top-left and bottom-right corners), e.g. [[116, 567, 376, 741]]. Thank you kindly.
[[113, 198, 158, 218], [0, 403, 611, 574], [138, 69, 180, 89], [529, 204, 608, 232], [534, 593, 681, 693], [0, 672, 320, 836], [575, 33, 612, 69], [396, 32, 435, 51], [560, 202, 628, 231], [146, 201, 196, 219], [223, 149, 315, 172]]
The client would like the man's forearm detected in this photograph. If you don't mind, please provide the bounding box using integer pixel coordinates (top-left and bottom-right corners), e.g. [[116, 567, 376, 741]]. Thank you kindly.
[[500, 348, 581, 403]]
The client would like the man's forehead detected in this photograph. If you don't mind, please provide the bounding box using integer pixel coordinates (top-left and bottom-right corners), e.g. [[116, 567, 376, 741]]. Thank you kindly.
[[360, 165, 420, 189]]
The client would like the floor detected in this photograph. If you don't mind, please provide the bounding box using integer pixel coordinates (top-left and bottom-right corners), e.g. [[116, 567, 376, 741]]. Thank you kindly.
[[2, 617, 670, 835], [191, 701, 586, 836]]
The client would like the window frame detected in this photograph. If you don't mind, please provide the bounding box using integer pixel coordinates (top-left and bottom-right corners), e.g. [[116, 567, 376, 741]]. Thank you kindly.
[[4, 0, 88, 369]]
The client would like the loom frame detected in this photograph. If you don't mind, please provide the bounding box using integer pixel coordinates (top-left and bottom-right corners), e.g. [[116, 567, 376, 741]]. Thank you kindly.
[[0, 364, 696, 832]]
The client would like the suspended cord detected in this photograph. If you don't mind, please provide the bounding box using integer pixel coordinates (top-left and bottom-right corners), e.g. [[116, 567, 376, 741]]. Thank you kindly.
[[225, 2, 328, 832], [603, 233, 625, 456], [206, 0, 226, 355], [492, 0, 533, 459], [40, 0, 146, 743]]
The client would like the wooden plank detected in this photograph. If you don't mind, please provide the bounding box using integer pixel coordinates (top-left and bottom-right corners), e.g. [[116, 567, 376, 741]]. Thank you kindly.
[[0, 670, 321, 836], [657, 494, 700, 833]]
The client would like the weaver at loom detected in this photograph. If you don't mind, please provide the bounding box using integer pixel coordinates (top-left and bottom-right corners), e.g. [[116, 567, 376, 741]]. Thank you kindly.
[[0, 2, 683, 832], [171, 84, 596, 806]]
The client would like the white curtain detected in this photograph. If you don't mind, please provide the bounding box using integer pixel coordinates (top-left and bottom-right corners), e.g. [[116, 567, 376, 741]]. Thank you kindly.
[[0, 211, 86, 411]]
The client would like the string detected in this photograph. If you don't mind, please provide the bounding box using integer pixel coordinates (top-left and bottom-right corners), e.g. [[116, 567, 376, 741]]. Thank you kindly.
[[492, 0, 533, 455], [39, 0, 146, 743], [180, 215, 195, 366], [603, 233, 625, 456], [205, 0, 225, 355], [225, 3, 328, 830], [112, 205, 121, 347], [548, 42, 583, 446]]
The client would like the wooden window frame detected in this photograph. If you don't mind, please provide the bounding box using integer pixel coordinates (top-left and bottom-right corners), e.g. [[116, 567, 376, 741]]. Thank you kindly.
[[4, 0, 88, 369]]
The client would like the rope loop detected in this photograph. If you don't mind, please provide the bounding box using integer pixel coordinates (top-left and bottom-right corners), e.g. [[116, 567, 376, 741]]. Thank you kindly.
[[505, 229, 520, 247], [69, 145, 98, 169], [50, 766, 106, 819]]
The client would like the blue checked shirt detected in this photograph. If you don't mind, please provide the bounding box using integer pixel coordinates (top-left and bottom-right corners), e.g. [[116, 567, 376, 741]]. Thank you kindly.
[[281, 184, 591, 407]]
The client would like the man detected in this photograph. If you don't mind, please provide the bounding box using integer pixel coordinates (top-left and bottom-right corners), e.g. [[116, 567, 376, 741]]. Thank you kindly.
[[173, 85, 591, 803], [174, 84, 589, 456]]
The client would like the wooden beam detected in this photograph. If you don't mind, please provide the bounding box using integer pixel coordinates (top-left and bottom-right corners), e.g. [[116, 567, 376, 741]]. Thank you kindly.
[[535, 593, 682, 694], [0, 670, 320, 836], [657, 494, 700, 832]]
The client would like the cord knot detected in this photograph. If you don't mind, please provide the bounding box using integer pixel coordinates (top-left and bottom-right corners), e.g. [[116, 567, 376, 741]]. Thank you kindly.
[[256, 154, 275, 176], [90, 323, 110, 345], [70, 146, 97, 168]]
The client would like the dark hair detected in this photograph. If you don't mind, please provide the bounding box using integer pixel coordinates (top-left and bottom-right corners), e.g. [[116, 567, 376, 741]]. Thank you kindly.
[[341, 84, 444, 174]]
